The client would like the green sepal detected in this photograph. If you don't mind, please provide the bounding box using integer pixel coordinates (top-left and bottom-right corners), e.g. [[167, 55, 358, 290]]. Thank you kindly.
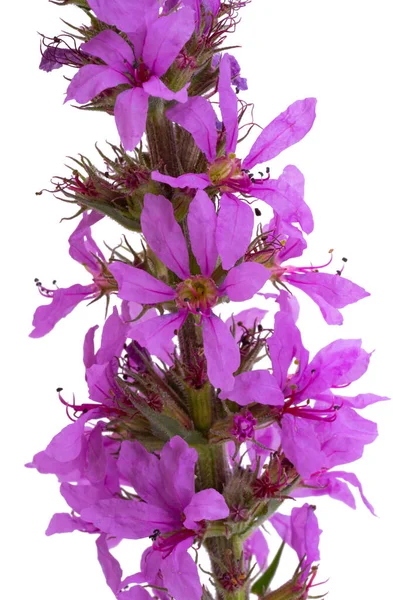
[[251, 541, 286, 597], [131, 395, 206, 446]]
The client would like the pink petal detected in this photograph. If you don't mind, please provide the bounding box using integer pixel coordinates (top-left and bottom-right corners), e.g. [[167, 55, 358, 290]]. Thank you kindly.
[[167, 97, 218, 162], [216, 193, 254, 270], [219, 370, 284, 406], [96, 534, 122, 595], [188, 190, 218, 276], [243, 98, 317, 170], [141, 194, 190, 278], [151, 170, 210, 189], [130, 312, 187, 362], [114, 88, 149, 152], [88, 0, 158, 33], [29, 284, 96, 338], [183, 489, 229, 529], [109, 262, 176, 304], [120, 587, 153, 600], [219, 262, 270, 301], [160, 540, 203, 600], [65, 65, 128, 104], [218, 54, 239, 153], [83, 325, 99, 369], [81, 30, 134, 70], [143, 76, 188, 103], [143, 8, 195, 77], [202, 315, 240, 390]]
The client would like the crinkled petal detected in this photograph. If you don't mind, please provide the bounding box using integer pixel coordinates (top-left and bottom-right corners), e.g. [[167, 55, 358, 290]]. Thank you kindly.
[[281, 415, 324, 479], [96, 534, 123, 595], [45, 412, 92, 463], [202, 315, 240, 390], [298, 339, 371, 398], [219, 370, 284, 406], [324, 470, 376, 515], [45, 513, 94, 536], [219, 262, 270, 301], [120, 587, 153, 600], [81, 498, 175, 539], [88, 0, 158, 33], [167, 97, 218, 162], [68, 210, 105, 271], [244, 529, 269, 569], [160, 539, 203, 600], [95, 306, 128, 364], [159, 436, 199, 514], [252, 165, 313, 234], [81, 30, 134, 70], [218, 54, 238, 153], [188, 190, 218, 276], [152, 170, 210, 189], [243, 98, 317, 170], [65, 64, 128, 103], [183, 489, 229, 529], [84, 325, 99, 369], [337, 393, 390, 409], [267, 310, 309, 390], [216, 193, 254, 270], [143, 8, 195, 76], [30, 284, 96, 338], [130, 312, 187, 362], [115, 87, 149, 152], [141, 194, 190, 279], [110, 262, 176, 304], [143, 76, 188, 102]]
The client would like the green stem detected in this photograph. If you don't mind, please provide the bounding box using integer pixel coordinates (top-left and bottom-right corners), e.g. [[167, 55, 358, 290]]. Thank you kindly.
[[146, 97, 181, 175], [189, 383, 213, 433]]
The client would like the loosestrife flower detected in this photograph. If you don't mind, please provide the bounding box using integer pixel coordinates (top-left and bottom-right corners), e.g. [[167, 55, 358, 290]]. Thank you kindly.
[[110, 191, 270, 389]]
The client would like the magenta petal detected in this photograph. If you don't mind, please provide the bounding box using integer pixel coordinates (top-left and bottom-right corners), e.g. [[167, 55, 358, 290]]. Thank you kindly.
[[109, 262, 176, 304], [167, 97, 218, 162], [160, 540, 203, 600], [281, 415, 323, 479], [141, 194, 190, 279], [219, 370, 284, 406], [243, 98, 317, 170], [151, 170, 210, 189], [130, 312, 187, 362], [81, 30, 134, 70], [216, 193, 254, 270], [188, 190, 218, 276], [29, 283, 96, 338], [83, 325, 99, 369], [45, 513, 90, 536], [338, 393, 390, 409], [286, 272, 370, 309], [183, 489, 229, 529], [268, 310, 309, 390], [143, 76, 188, 103], [120, 587, 153, 600], [46, 413, 91, 463], [220, 263, 270, 301], [245, 529, 269, 569], [81, 498, 174, 539], [218, 54, 239, 154], [143, 8, 195, 76], [88, 0, 158, 33], [96, 534, 122, 595], [327, 471, 376, 515], [115, 88, 149, 152], [202, 315, 240, 389], [65, 65, 128, 103]]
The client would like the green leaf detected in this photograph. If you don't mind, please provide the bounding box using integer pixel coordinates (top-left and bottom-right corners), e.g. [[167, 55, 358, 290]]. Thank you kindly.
[[251, 541, 285, 597]]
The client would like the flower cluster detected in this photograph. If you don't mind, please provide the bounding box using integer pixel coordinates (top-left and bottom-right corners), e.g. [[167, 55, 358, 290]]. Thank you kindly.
[[29, 2, 386, 599]]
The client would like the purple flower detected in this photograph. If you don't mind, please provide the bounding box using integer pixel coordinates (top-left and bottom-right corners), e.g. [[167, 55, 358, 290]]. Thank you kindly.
[[110, 191, 270, 389], [66, 6, 195, 151], [231, 411, 257, 442], [212, 53, 248, 91], [40, 46, 85, 72], [265, 308, 379, 478], [29, 211, 115, 338], [81, 437, 229, 599], [152, 54, 316, 233]]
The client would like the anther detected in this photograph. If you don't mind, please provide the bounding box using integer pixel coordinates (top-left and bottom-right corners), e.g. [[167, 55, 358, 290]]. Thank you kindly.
[[254, 207, 261, 216], [342, 257, 348, 262], [56, 387, 63, 392]]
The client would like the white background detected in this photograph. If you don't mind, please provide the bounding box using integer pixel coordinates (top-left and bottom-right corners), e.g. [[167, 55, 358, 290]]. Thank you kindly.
[[2, 0, 393, 598]]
